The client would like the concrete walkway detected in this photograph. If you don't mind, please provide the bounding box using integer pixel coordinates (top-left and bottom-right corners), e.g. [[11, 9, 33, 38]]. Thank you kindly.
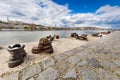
[[1, 31, 120, 80]]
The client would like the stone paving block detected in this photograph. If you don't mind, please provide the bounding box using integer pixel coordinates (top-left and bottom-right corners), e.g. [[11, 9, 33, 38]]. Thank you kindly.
[[113, 45, 120, 50], [54, 54, 67, 62], [114, 49, 120, 54], [42, 58, 55, 69], [87, 58, 102, 68], [107, 53, 120, 59], [113, 60, 120, 67], [115, 70, 120, 79], [67, 56, 81, 65], [80, 68, 99, 80], [100, 60, 118, 71], [71, 48, 80, 54], [64, 50, 74, 56], [22, 64, 41, 80], [38, 67, 59, 80], [78, 60, 88, 67], [63, 68, 77, 79], [0, 72, 19, 80], [94, 49, 103, 53], [102, 49, 112, 54], [76, 51, 88, 59], [96, 53, 110, 60], [115, 69, 120, 76], [98, 68, 119, 80], [55, 61, 74, 75]]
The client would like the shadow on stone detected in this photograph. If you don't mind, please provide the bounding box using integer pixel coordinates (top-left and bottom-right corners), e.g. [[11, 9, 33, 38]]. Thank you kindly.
[[87, 58, 103, 68]]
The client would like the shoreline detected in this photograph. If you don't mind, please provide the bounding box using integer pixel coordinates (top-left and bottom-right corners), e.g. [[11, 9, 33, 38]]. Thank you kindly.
[[0, 35, 102, 76]]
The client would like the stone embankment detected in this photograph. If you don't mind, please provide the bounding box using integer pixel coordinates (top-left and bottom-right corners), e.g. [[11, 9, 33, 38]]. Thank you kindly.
[[0, 31, 120, 80]]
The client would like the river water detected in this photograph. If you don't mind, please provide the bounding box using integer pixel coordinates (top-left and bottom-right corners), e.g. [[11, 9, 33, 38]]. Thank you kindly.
[[0, 30, 104, 45]]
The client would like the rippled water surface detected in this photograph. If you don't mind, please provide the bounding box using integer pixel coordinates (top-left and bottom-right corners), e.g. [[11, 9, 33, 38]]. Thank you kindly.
[[0, 30, 104, 45]]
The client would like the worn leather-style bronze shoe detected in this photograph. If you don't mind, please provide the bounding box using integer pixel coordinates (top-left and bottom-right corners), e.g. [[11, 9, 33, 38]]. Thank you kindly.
[[8, 58, 24, 68], [32, 46, 43, 54], [7, 44, 27, 68], [32, 37, 54, 54], [8, 44, 26, 57], [39, 41, 51, 46], [44, 48, 54, 53]]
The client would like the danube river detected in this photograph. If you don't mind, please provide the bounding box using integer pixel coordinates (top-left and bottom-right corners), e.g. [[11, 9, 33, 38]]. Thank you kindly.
[[0, 30, 104, 45]]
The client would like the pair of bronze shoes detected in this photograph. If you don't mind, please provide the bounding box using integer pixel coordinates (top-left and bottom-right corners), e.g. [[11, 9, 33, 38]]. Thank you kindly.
[[32, 38, 54, 54], [71, 33, 88, 41], [76, 34, 88, 41], [7, 44, 26, 68], [71, 33, 78, 38], [92, 33, 102, 37]]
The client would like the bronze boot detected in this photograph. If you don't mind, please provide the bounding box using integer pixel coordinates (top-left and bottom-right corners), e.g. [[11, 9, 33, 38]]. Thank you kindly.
[[7, 44, 26, 68], [32, 37, 54, 54]]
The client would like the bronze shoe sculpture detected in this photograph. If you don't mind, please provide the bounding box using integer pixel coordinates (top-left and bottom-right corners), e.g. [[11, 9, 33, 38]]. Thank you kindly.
[[7, 44, 26, 68], [100, 31, 111, 35], [71, 33, 78, 38], [46, 35, 55, 42], [92, 33, 102, 37], [0, 46, 3, 50], [76, 34, 88, 41], [32, 37, 54, 54]]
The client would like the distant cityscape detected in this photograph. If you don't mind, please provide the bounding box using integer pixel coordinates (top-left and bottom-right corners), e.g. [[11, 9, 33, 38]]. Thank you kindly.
[[0, 19, 119, 31]]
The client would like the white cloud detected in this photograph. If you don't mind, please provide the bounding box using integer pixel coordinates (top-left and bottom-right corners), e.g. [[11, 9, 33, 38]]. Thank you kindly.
[[61, 5, 120, 28], [0, 0, 120, 28], [0, 0, 71, 26]]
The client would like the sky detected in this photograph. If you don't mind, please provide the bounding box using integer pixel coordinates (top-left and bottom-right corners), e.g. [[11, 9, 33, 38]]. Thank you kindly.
[[0, 0, 120, 29]]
